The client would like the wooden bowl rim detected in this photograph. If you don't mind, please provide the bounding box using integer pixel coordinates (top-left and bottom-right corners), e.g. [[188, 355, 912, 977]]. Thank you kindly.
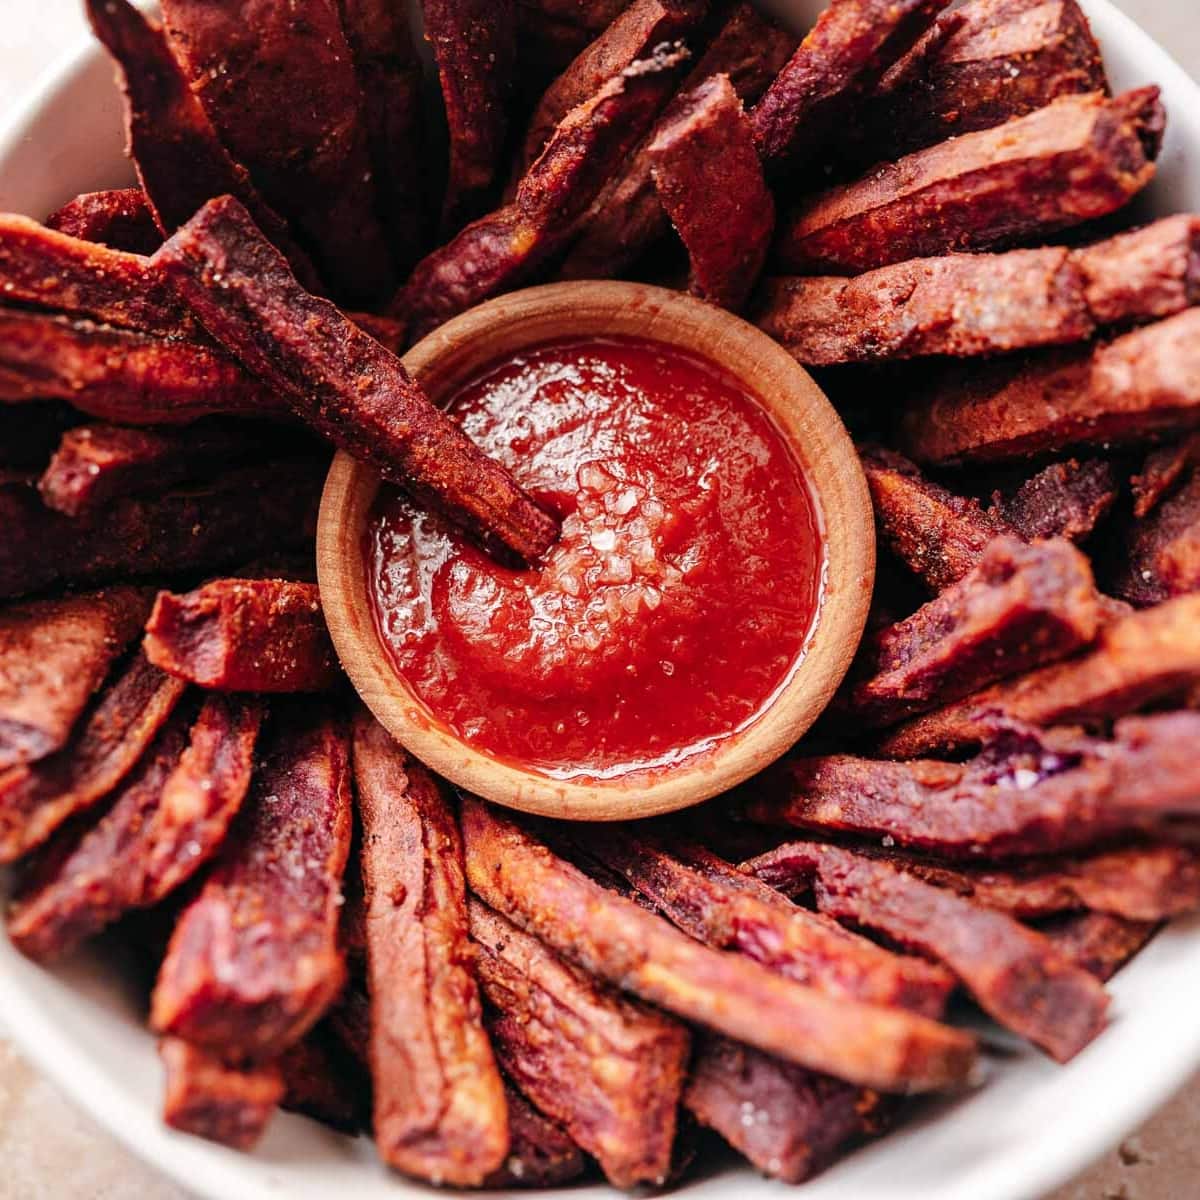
[[317, 280, 875, 821]]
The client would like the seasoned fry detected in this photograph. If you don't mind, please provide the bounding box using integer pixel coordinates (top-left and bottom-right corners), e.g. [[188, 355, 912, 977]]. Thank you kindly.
[[424, 0, 516, 230], [0, 461, 324, 600], [648, 74, 773, 310], [144, 579, 338, 693], [879, 595, 1200, 757], [559, 1, 794, 281], [160, 0, 392, 302], [352, 714, 508, 1186], [750, 0, 949, 171], [0, 310, 282, 424], [404, 44, 688, 339], [155, 196, 559, 565], [151, 704, 352, 1059], [991, 459, 1118, 543], [1132, 434, 1200, 518], [1037, 911, 1159, 981], [279, 1026, 370, 1134], [577, 830, 954, 1014], [38, 423, 271, 517], [900, 309, 1200, 466], [485, 1082, 588, 1189], [749, 715, 1200, 859], [1113, 469, 1200, 606], [745, 841, 1109, 1062], [862, 446, 1008, 592], [470, 898, 689, 1186], [0, 586, 152, 769], [460, 797, 977, 1092], [776, 88, 1164, 274], [8, 694, 263, 963], [85, 0, 322, 292], [160, 1037, 284, 1151], [46, 187, 161, 254], [843, 536, 1101, 727], [0, 653, 186, 863]]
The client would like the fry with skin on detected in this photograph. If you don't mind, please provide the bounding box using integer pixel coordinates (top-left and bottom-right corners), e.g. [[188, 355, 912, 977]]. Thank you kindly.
[[1037, 911, 1159, 981], [46, 187, 160, 254], [1112, 469, 1200, 606], [991, 459, 1119, 544]]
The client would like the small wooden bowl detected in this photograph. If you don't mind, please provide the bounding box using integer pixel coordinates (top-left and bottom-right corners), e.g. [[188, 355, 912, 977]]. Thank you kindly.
[[318, 281, 874, 821]]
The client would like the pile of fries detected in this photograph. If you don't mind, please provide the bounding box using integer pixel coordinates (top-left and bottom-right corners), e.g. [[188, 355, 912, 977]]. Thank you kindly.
[[3, 0, 1200, 1188]]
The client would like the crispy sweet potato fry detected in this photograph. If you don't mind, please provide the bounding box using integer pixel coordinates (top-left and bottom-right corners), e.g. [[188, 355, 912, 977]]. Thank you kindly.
[[991, 459, 1119, 543], [750, 0, 949, 171], [558, 1, 794, 280], [155, 196, 558, 565], [404, 44, 688, 339], [470, 898, 689, 1187], [745, 841, 1109, 1061], [648, 74, 773, 310], [1037, 911, 1159, 981], [160, 1037, 284, 1150], [460, 797, 977, 1093], [843, 536, 1101, 727], [46, 187, 161, 254], [1132, 434, 1200, 518], [86, 0, 322, 293], [0, 461, 323, 601], [144, 579, 338, 693], [776, 88, 1163, 275], [577, 830, 954, 1014], [900, 309, 1200, 466], [160, 0, 392, 302], [748, 715, 1200, 859], [8, 693, 263, 962], [38, 423, 271, 517], [424, 0, 516, 230], [352, 714, 508, 1186], [1113, 469, 1200, 606], [279, 1025, 370, 1134], [151, 704, 352, 1059], [849, 0, 1107, 164], [0, 586, 152, 769], [880, 595, 1200, 757], [0, 310, 282, 424], [485, 1082, 588, 1189], [0, 652, 186, 863]]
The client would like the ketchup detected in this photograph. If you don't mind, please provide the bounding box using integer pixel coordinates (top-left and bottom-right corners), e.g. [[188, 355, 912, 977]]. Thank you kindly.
[[367, 336, 824, 780]]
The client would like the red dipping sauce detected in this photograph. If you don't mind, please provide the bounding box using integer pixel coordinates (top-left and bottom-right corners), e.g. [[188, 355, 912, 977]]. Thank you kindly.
[[366, 336, 825, 780]]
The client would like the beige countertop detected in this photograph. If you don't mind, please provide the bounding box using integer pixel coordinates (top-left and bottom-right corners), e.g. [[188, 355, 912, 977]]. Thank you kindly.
[[2, 1, 1199, 1197]]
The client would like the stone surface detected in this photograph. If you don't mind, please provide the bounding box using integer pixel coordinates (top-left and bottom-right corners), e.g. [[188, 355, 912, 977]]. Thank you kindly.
[[1, 1, 1199, 1198]]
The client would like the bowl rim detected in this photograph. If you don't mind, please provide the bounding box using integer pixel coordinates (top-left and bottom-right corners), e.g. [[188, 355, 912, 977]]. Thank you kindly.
[[317, 278, 875, 821]]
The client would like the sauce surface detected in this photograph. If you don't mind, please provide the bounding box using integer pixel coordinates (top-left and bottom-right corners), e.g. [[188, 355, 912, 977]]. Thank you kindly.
[[367, 336, 825, 779]]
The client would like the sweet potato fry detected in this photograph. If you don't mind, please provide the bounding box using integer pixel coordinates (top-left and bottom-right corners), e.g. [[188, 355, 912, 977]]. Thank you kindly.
[[849, 0, 1107, 164], [1037, 911, 1159, 981], [879, 595, 1200, 757], [861, 446, 1008, 592], [46, 187, 161, 254], [0, 652, 186, 863], [748, 715, 1200, 859], [776, 88, 1163, 274], [843, 536, 1101, 727], [8, 693, 263, 962], [352, 713, 508, 1187], [424, 0, 517, 230], [485, 1082, 588, 1189], [0, 586, 152, 769], [279, 1025, 370, 1135], [750, 0, 949, 172], [648, 74, 773, 310], [0, 310, 282, 424], [86, 0, 322, 293], [160, 1037, 284, 1151], [0, 461, 324, 601], [144, 579, 338, 693], [460, 797, 977, 1092], [469, 898, 689, 1187], [991, 459, 1118, 543], [745, 841, 1108, 1061], [577, 830, 954, 1015], [558, 1, 795, 280], [155, 196, 558, 565], [160, 0, 392, 302], [1112, 469, 1200, 606], [151, 704, 352, 1059], [1132, 434, 1200, 518], [38, 423, 272, 517], [404, 44, 688, 339], [900, 309, 1200, 466]]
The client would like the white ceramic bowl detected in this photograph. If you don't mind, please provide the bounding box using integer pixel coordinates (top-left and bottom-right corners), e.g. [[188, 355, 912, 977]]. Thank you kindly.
[[3, 4, 1200, 1199]]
